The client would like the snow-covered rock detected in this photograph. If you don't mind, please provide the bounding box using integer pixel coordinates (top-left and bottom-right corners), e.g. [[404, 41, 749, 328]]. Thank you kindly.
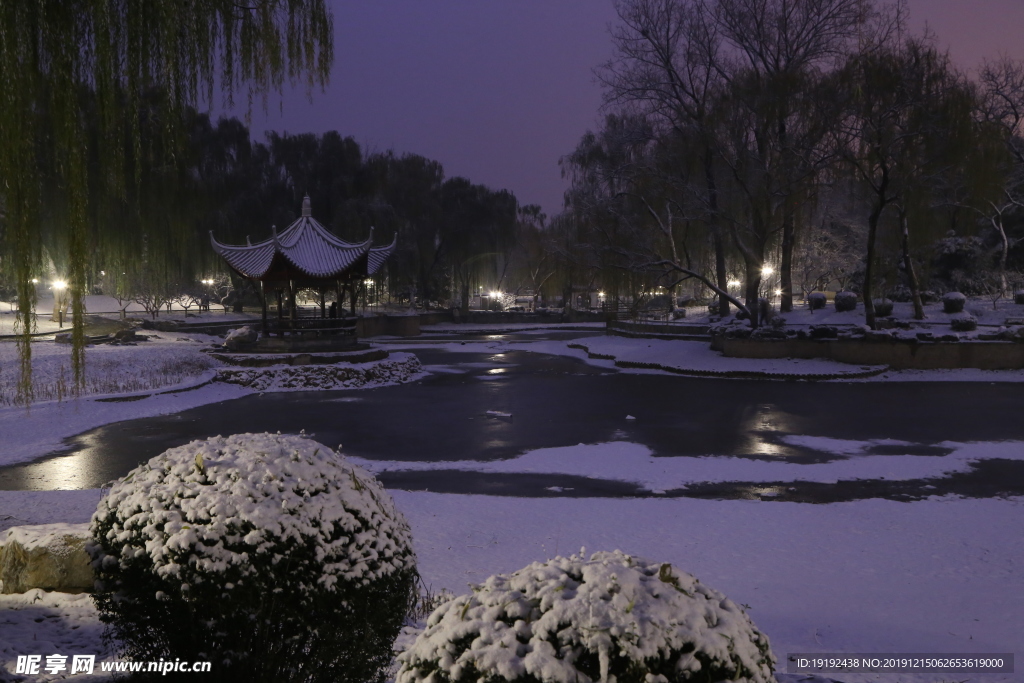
[[396, 549, 775, 683], [215, 353, 421, 391], [0, 523, 94, 594], [223, 325, 258, 350]]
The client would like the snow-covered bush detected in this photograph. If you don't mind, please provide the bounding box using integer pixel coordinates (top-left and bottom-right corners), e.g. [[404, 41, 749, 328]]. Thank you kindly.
[[88, 433, 417, 683], [808, 292, 826, 310], [942, 292, 966, 313], [396, 550, 775, 683], [834, 291, 857, 312], [949, 312, 977, 332], [872, 299, 893, 317]]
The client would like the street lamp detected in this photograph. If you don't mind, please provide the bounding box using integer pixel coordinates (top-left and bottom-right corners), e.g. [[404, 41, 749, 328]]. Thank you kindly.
[[52, 280, 67, 328]]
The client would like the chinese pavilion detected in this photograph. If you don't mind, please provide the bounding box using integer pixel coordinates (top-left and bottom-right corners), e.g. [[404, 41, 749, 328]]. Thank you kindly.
[[211, 195, 395, 345]]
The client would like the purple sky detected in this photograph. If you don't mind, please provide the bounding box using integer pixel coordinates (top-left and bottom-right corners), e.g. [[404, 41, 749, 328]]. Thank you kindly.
[[223, 0, 1024, 218]]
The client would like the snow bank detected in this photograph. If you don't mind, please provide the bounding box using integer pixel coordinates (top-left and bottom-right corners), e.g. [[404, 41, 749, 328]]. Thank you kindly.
[[348, 439, 1024, 491]]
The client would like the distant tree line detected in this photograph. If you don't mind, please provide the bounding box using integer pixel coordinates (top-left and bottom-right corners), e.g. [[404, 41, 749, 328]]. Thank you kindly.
[[558, 0, 1024, 327]]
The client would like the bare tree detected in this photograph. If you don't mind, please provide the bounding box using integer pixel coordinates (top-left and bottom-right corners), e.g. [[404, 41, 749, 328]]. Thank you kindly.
[[976, 57, 1024, 295], [602, 0, 733, 315]]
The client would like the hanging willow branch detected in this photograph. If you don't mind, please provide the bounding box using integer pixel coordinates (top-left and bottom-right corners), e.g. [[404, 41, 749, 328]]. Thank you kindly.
[[0, 0, 332, 404]]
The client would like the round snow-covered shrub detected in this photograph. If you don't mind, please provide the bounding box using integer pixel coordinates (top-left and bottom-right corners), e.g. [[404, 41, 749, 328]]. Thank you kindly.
[[942, 292, 966, 313], [396, 550, 775, 683], [872, 299, 894, 317], [950, 313, 977, 332], [834, 291, 858, 312], [808, 292, 827, 310], [88, 433, 417, 683]]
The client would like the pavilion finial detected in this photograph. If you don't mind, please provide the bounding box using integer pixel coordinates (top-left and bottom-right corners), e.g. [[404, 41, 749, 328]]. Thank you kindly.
[[302, 194, 311, 217]]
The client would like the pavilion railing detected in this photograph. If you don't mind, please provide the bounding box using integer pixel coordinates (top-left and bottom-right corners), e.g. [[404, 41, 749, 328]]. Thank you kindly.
[[262, 316, 357, 338]]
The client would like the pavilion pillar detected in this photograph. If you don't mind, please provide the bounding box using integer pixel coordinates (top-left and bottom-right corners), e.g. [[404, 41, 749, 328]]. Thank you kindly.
[[288, 280, 296, 321], [260, 282, 268, 331], [320, 290, 326, 318]]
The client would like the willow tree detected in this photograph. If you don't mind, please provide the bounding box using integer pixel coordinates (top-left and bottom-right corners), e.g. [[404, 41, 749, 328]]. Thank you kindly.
[[0, 0, 332, 402]]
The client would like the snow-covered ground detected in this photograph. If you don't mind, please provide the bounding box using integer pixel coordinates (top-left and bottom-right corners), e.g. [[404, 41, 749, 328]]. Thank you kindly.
[[0, 295, 257, 337], [2, 483, 1020, 682], [1, 322, 1022, 682]]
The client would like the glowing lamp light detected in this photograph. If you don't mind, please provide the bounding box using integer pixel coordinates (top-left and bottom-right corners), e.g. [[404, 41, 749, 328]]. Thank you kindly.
[[727, 280, 741, 288], [774, 289, 782, 296], [490, 291, 501, 298], [761, 266, 774, 276], [52, 280, 67, 290]]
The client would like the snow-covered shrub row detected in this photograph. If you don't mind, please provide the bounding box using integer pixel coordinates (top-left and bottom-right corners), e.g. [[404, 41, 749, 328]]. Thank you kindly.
[[872, 299, 894, 317], [215, 353, 421, 392], [88, 433, 417, 683], [834, 291, 857, 312], [942, 292, 966, 313], [949, 313, 978, 332], [396, 550, 775, 683], [807, 292, 826, 310]]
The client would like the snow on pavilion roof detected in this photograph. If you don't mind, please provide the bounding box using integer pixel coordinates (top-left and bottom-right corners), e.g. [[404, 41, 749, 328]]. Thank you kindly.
[[210, 196, 395, 280]]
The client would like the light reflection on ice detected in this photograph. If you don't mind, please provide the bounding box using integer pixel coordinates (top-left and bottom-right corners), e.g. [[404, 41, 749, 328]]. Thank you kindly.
[[25, 434, 106, 490]]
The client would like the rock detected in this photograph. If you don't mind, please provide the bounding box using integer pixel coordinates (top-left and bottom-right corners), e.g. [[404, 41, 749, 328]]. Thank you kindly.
[[54, 332, 73, 344], [224, 325, 259, 351], [0, 523, 94, 594]]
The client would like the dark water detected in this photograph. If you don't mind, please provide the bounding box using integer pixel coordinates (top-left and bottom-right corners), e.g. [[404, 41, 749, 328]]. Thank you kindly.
[[1, 342, 1023, 501]]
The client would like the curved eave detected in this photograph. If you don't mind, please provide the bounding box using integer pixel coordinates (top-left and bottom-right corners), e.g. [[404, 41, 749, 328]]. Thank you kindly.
[[367, 233, 398, 275], [276, 241, 370, 279], [210, 232, 277, 278]]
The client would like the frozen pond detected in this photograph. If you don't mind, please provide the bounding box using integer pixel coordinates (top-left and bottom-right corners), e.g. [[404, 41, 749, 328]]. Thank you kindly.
[[2, 342, 1023, 501]]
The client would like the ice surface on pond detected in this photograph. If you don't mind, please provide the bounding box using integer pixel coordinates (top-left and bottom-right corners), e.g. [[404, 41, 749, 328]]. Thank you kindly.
[[348, 439, 1024, 490]]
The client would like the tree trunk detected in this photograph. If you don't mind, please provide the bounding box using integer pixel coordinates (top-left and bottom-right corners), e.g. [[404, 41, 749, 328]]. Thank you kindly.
[[863, 203, 882, 330], [993, 213, 1010, 296], [704, 147, 731, 317], [780, 210, 795, 312], [744, 259, 761, 328], [899, 210, 925, 320]]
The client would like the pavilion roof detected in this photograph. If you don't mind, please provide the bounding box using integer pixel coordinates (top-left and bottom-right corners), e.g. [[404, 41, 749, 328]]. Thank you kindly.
[[210, 196, 395, 280]]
